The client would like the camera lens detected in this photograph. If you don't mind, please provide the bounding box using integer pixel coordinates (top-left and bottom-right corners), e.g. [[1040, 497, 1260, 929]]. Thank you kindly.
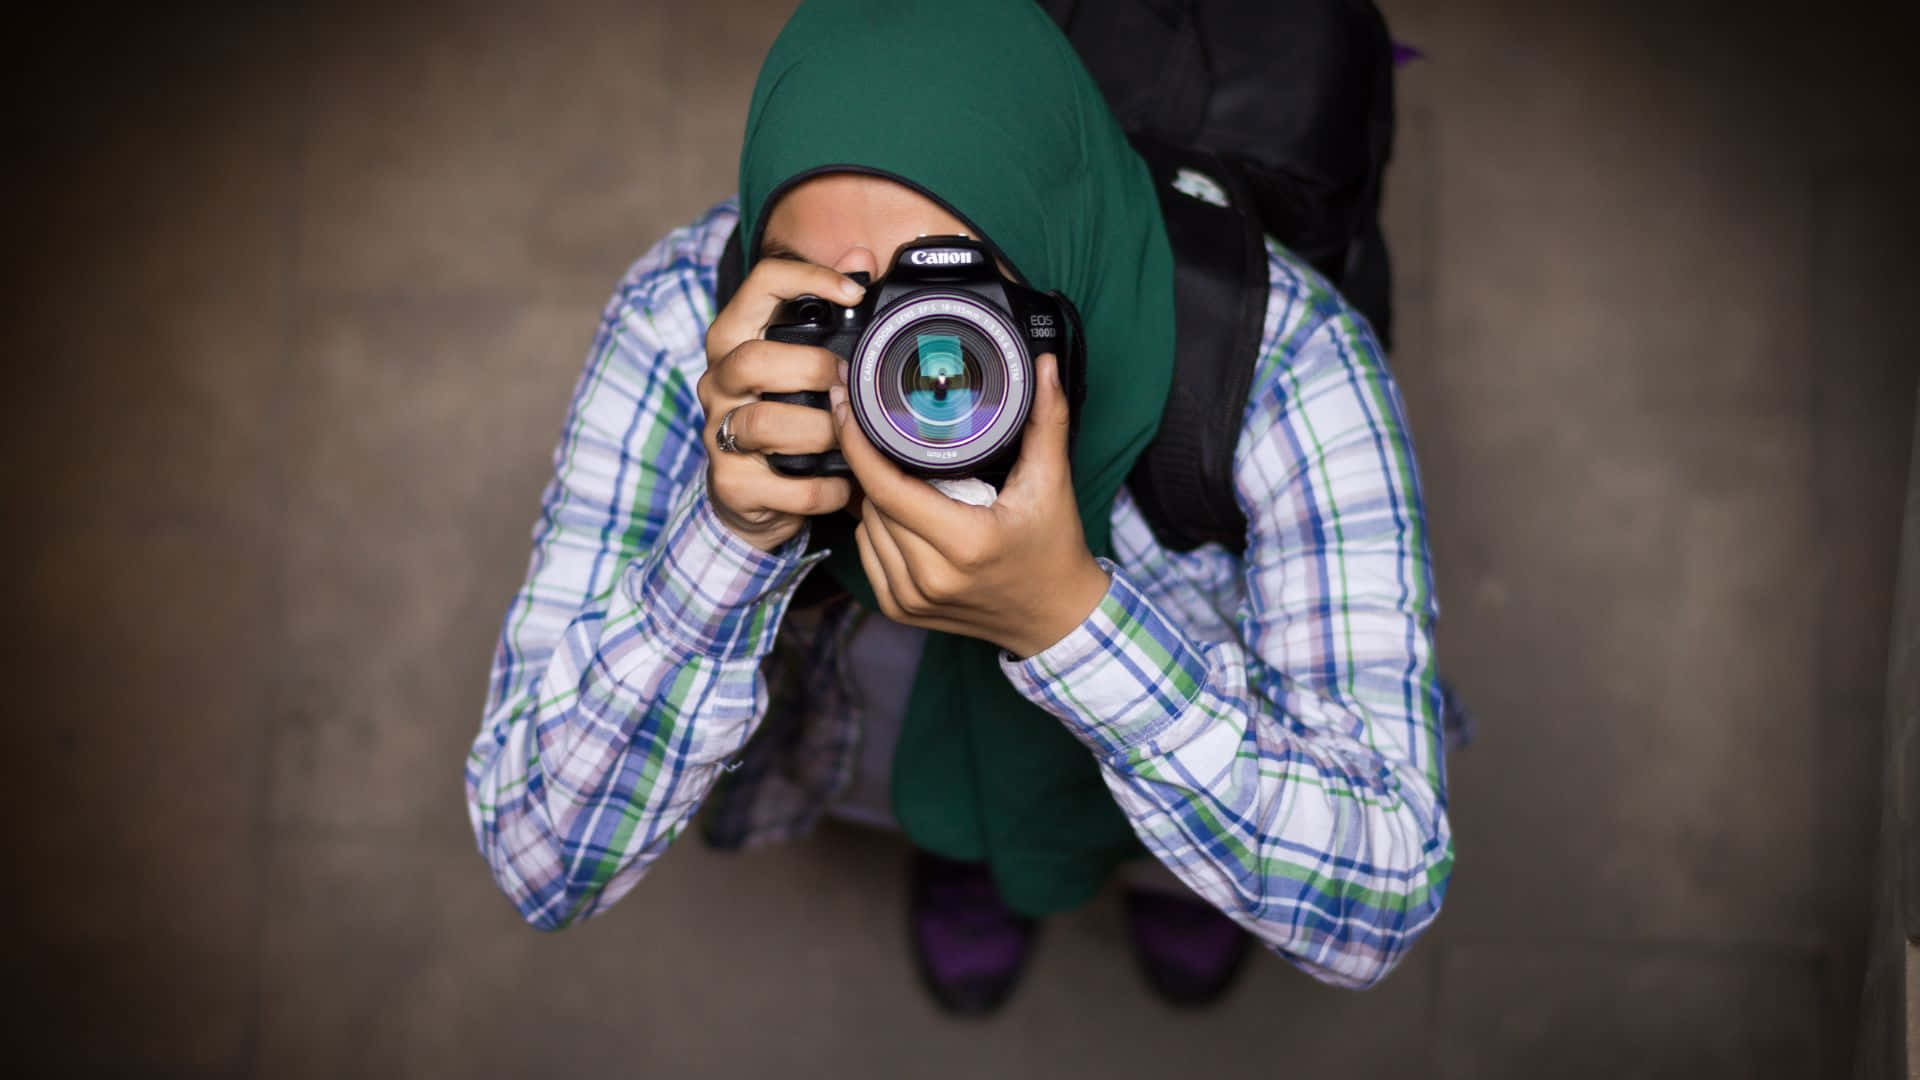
[[876, 317, 1006, 448], [849, 291, 1030, 476]]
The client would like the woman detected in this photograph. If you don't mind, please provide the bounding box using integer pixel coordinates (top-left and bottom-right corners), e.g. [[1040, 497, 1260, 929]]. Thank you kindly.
[[467, 0, 1450, 1013]]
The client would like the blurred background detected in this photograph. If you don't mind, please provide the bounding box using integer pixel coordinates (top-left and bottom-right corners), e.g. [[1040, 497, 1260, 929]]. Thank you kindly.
[[4, 0, 1916, 1076]]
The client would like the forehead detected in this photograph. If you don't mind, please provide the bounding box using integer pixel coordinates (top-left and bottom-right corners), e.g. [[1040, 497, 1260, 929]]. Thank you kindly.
[[761, 173, 972, 264]]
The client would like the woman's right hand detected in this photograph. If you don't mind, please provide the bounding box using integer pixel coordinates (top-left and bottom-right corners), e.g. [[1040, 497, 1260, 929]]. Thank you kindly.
[[697, 256, 866, 552]]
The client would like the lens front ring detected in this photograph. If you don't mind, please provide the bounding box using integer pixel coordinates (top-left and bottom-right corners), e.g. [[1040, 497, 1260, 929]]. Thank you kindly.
[[850, 292, 1031, 475]]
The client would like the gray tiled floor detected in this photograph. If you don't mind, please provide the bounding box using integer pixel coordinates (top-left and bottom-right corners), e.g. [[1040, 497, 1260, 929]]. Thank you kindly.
[[6, 2, 1916, 1076]]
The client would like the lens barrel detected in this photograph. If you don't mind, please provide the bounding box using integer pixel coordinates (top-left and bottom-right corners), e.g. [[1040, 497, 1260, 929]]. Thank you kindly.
[[849, 292, 1031, 477]]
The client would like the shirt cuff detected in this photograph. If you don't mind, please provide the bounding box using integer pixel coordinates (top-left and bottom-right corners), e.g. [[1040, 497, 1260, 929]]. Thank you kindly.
[[629, 474, 829, 660], [999, 559, 1212, 758]]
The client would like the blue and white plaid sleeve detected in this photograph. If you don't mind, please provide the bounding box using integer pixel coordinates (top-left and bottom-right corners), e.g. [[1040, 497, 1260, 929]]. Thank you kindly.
[[1003, 267, 1451, 989], [464, 203, 827, 930]]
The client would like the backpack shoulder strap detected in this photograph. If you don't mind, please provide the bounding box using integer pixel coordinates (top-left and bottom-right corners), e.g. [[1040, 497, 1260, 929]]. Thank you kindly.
[[1126, 136, 1266, 555]]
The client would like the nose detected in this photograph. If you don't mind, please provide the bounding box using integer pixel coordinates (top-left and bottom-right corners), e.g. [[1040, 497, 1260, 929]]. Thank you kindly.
[[832, 245, 880, 280]]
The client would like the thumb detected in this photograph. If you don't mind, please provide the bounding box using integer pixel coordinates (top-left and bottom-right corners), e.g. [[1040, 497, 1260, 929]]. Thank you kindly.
[[1008, 352, 1071, 491]]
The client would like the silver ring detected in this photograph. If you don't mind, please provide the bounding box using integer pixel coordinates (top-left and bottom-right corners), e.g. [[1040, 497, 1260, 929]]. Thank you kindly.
[[717, 405, 745, 454]]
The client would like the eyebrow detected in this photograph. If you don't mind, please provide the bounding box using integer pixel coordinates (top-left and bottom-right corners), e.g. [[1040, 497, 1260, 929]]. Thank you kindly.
[[759, 237, 815, 264]]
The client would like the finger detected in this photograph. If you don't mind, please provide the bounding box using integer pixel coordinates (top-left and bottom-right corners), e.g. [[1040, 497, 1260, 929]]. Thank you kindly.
[[868, 502, 960, 604], [715, 400, 837, 456], [706, 258, 866, 358], [860, 505, 930, 614], [712, 465, 852, 519], [853, 520, 904, 622], [828, 384, 977, 544], [855, 518, 977, 640], [1005, 352, 1071, 493], [708, 339, 842, 398]]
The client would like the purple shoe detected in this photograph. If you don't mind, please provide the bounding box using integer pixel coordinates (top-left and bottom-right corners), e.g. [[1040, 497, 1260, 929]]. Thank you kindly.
[[908, 850, 1037, 1016], [1122, 887, 1252, 1007]]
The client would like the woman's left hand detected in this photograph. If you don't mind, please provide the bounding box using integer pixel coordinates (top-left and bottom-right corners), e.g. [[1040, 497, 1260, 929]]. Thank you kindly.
[[830, 351, 1111, 659]]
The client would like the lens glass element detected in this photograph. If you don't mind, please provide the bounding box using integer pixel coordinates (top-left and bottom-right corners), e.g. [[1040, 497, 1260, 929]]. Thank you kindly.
[[878, 317, 1005, 446]]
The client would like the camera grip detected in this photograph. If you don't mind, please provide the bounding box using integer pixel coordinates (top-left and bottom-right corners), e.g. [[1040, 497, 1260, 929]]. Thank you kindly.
[[761, 390, 852, 478]]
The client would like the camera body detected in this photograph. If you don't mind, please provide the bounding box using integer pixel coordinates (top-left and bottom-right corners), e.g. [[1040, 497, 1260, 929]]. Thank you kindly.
[[762, 235, 1083, 487]]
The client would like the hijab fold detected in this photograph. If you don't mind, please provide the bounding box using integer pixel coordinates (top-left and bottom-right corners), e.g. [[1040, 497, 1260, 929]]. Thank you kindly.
[[738, 0, 1175, 915]]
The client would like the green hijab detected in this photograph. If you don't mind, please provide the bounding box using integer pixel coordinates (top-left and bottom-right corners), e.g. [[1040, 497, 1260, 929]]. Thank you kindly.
[[738, 0, 1174, 915]]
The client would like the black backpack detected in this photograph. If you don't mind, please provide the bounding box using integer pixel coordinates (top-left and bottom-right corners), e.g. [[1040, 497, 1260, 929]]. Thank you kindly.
[[1063, 0, 1472, 738], [1040, 0, 1396, 553]]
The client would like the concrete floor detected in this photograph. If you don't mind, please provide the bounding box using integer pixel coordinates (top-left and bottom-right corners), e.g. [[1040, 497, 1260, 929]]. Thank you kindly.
[[4, 1, 1916, 1076]]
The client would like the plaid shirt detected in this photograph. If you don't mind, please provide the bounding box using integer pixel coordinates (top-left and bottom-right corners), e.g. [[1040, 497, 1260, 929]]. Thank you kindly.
[[467, 199, 1451, 989]]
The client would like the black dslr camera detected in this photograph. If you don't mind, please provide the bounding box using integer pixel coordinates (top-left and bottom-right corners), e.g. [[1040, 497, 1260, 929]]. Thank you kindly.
[[762, 234, 1084, 487]]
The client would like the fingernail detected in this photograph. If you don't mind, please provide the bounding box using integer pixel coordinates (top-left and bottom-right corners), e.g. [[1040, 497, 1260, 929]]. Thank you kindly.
[[828, 383, 846, 412], [840, 277, 864, 301], [836, 358, 849, 385]]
